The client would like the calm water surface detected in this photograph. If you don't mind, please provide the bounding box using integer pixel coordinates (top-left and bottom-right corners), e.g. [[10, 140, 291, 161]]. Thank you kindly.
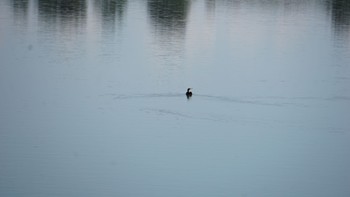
[[1, 0, 350, 196]]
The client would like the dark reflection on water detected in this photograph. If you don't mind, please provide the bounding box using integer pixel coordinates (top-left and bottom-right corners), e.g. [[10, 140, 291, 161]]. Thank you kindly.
[[205, 0, 216, 14], [93, 0, 127, 34], [37, 0, 87, 17], [37, 0, 87, 32], [147, 0, 191, 73], [147, 0, 189, 35], [331, 0, 350, 44], [8, 0, 350, 48], [331, 0, 350, 28], [12, 0, 28, 22]]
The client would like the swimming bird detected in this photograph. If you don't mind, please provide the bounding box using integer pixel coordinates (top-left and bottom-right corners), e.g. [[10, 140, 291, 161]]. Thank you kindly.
[[186, 88, 192, 98]]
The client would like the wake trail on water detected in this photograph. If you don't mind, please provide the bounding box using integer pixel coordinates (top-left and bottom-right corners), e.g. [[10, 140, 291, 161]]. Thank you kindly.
[[107, 93, 308, 107], [104, 92, 349, 107]]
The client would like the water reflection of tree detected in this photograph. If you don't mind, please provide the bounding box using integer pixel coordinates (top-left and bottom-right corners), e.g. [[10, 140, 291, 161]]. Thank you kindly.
[[37, 0, 87, 28], [93, 0, 127, 33], [147, 0, 189, 36], [331, 0, 350, 31], [206, 0, 215, 12], [12, 0, 29, 20], [147, 0, 190, 79], [330, 0, 350, 47]]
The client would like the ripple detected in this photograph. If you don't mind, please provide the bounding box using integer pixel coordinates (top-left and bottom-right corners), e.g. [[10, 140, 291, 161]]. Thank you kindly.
[[140, 108, 228, 122], [195, 94, 307, 107], [109, 93, 312, 107], [113, 93, 184, 100], [107, 92, 350, 107]]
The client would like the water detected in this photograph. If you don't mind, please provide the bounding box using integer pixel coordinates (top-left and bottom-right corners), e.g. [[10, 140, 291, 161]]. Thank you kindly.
[[1, 0, 350, 196]]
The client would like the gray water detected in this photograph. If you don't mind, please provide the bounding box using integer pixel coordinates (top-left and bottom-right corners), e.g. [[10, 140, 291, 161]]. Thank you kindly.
[[1, 0, 350, 196]]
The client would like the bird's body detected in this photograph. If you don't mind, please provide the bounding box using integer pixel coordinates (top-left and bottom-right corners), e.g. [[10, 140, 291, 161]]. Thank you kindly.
[[186, 88, 192, 98]]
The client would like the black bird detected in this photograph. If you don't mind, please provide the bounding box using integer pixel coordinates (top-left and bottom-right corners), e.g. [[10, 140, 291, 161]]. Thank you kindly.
[[186, 88, 192, 98]]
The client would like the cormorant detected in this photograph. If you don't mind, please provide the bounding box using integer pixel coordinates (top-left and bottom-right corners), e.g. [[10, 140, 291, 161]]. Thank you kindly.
[[186, 88, 192, 98]]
